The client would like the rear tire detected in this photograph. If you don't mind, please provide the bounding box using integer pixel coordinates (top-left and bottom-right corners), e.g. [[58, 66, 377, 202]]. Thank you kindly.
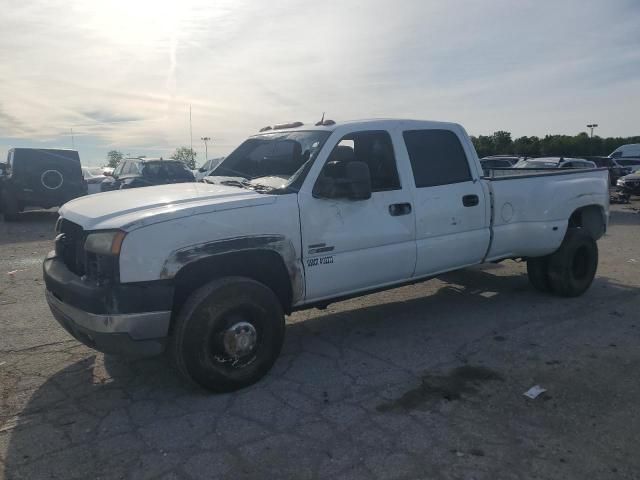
[[547, 228, 598, 297], [526, 256, 552, 293], [170, 276, 285, 392]]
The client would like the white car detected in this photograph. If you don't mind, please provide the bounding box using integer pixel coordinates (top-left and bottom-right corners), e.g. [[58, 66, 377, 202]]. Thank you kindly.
[[609, 143, 640, 159], [44, 119, 609, 392], [81, 167, 107, 194], [513, 157, 597, 169]]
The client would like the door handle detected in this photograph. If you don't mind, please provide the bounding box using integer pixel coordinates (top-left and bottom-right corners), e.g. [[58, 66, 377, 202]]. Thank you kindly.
[[389, 203, 412, 216], [462, 194, 479, 207]]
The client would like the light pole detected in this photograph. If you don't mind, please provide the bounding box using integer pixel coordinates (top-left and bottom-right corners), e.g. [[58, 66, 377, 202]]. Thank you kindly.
[[201, 136, 211, 165], [586, 124, 598, 139]]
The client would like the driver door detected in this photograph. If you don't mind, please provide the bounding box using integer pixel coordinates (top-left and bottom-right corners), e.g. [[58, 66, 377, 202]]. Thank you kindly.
[[298, 130, 416, 302]]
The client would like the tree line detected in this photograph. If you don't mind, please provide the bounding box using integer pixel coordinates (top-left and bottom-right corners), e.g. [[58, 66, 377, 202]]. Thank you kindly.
[[471, 131, 640, 158], [106, 147, 197, 169]]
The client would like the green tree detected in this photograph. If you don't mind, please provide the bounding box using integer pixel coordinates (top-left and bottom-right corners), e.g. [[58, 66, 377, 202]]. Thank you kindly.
[[106, 150, 124, 168], [471, 135, 496, 158], [513, 136, 540, 157], [170, 147, 197, 170], [492, 131, 512, 154]]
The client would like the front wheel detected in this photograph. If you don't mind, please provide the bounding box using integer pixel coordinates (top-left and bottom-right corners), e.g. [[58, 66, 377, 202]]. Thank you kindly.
[[547, 228, 598, 297], [170, 277, 285, 392]]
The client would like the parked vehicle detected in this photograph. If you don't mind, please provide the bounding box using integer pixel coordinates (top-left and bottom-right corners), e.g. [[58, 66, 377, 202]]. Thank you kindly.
[[480, 155, 521, 165], [615, 158, 640, 174], [513, 157, 596, 169], [609, 144, 640, 159], [100, 158, 195, 192], [44, 119, 609, 392], [583, 157, 631, 186], [82, 167, 107, 194], [195, 157, 225, 182], [0, 163, 5, 204], [616, 172, 640, 196], [1, 148, 86, 221], [480, 157, 516, 176]]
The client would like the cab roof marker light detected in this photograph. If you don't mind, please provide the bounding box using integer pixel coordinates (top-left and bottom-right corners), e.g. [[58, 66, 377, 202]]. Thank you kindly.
[[273, 122, 303, 130]]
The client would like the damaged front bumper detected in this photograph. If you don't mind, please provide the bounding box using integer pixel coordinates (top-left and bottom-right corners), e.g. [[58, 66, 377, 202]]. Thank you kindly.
[[43, 253, 173, 356]]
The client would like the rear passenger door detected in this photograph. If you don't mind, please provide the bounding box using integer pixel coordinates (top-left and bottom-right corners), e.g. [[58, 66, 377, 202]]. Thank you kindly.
[[402, 129, 490, 276]]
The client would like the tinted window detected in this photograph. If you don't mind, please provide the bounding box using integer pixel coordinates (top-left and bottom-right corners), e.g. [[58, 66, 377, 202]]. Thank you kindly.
[[142, 161, 192, 179], [403, 129, 472, 187], [323, 130, 400, 192]]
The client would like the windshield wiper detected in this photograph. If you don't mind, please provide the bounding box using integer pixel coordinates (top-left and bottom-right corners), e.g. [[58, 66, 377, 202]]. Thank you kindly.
[[218, 179, 276, 193]]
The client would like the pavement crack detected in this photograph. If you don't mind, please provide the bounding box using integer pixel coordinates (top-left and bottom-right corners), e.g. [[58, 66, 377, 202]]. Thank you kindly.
[[0, 339, 76, 354]]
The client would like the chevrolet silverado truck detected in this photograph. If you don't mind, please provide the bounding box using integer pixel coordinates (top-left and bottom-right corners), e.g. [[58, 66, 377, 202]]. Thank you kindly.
[[44, 119, 609, 392]]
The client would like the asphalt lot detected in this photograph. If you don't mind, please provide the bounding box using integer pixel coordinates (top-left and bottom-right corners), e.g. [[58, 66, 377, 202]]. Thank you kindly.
[[1, 201, 639, 480]]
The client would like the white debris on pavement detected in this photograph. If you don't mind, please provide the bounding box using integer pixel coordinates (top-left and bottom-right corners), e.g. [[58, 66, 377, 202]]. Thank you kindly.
[[523, 385, 547, 399]]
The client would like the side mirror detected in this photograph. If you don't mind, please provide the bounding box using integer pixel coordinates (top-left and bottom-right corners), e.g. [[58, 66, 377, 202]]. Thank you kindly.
[[314, 160, 372, 200], [345, 161, 372, 200]]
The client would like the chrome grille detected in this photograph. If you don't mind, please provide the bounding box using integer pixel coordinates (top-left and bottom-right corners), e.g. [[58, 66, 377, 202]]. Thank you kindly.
[[57, 218, 86, 276]]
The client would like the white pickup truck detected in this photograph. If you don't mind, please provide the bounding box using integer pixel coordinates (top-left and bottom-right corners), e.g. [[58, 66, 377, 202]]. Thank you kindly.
[[44, 119, 609, 392]]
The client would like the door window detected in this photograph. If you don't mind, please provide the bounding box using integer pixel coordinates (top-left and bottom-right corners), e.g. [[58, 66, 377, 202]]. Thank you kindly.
[[113, 162, 125, 177], [319, 130, 400, 192], [403, 129, 472, 187]]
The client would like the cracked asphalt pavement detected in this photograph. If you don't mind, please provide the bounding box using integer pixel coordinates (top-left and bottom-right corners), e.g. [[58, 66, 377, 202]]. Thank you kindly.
[[1, 202, 639, 480]]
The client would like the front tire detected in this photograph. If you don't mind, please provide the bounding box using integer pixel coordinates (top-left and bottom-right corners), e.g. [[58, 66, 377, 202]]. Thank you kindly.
[[547, 228, 598, 297], [170, 277, 285, 392]]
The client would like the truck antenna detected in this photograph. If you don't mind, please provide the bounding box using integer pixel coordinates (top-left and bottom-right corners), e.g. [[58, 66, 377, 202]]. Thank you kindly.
[[316, 112, 325, 126]]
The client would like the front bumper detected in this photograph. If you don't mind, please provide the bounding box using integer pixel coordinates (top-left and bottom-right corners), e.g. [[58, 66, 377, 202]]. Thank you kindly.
[[43, 253, 173, 357]]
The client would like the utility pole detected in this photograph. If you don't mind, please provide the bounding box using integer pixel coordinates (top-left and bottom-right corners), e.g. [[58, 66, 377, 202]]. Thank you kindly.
[[201, 137, 211, 163], [190, 105, 194, 165], [586, 124, 598, 155], [71, 128, 75, 149]]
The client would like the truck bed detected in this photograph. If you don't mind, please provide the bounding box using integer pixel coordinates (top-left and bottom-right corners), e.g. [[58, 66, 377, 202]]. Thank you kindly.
[[482, 168, 610, 262]]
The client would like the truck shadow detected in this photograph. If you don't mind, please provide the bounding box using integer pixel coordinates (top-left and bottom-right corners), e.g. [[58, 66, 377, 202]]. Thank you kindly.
[[608, 205, 640, 226], [0, 210, 58, 246], [3, 266, 638, 479]]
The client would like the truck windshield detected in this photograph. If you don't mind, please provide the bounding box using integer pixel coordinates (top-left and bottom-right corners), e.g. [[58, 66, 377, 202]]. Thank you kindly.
[[209, 131, 331, 188]]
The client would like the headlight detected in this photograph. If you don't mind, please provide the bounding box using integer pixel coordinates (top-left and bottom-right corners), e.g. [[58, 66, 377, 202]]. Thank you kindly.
[[617, 179, 625, 185], [84, 231, 126, 255]]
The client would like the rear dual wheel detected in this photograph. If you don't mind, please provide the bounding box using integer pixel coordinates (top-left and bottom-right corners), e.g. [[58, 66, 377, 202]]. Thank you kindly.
[[527, 228, 598, 297], [170, 277, 285, 392]]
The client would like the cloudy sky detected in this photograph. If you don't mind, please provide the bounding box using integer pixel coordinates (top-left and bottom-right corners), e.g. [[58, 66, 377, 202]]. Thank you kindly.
[[1, 0, 639, 166]]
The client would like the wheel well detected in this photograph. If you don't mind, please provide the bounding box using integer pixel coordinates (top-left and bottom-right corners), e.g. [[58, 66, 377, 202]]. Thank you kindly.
[[172, 250, 293, 316], [568, 205, 606, 240]]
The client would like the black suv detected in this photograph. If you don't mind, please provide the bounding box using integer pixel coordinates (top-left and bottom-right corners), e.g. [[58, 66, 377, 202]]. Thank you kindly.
[[582, 156, 630, 186], [101, 158, 195, 192], [0, 148, 87, 221]]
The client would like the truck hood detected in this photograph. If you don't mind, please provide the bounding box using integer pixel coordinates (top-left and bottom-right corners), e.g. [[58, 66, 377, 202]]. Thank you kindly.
[[59, 183, 277, 231]]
